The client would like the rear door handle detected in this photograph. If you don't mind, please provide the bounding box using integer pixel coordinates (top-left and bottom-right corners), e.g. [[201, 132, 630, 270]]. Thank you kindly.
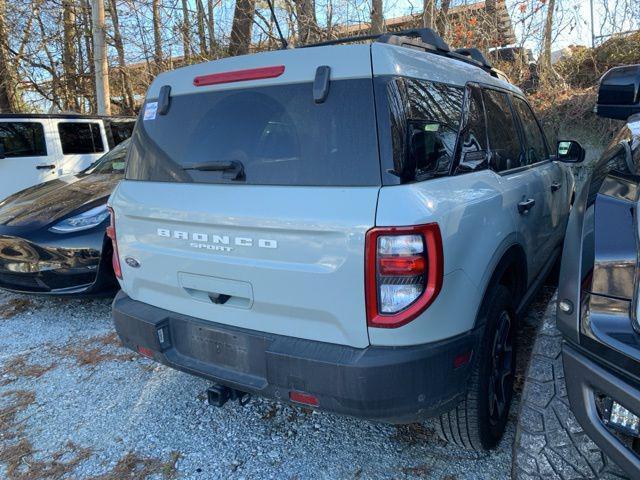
[[36, 164, 56, 170], [551, 182, 561, 192], [518, 198, 536, 214]]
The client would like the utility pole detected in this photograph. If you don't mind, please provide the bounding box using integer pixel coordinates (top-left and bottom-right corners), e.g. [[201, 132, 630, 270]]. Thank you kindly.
[[91, 0, 111, 115]]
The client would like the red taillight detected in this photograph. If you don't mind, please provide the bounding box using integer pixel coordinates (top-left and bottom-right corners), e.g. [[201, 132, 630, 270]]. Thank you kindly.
[[106, 207, 122, 280], [365, 223, 443, 328], [193, 65, 285, 87], [378, 255, 426, 276], [289, 391, 319, 406]]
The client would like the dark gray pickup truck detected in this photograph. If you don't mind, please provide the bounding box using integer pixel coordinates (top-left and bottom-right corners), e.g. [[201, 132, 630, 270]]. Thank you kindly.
[[514, 65, 640, 479]]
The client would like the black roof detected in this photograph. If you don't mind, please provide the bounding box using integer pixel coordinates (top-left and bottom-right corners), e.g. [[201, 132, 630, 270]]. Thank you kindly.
[[0, 113, 135, 121]]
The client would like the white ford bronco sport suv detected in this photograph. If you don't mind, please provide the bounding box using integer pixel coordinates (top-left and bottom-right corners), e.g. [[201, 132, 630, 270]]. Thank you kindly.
[[109, 29, 578, 451]]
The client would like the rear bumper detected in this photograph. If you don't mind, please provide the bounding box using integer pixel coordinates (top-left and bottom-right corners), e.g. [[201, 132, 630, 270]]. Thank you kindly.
[[563, 344, 640, 478], [113, 291, 479, 423]]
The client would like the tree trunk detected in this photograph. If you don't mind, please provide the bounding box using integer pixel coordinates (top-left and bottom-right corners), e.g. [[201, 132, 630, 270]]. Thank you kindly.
[[294, 0, 319, 43], [152, 0, 163, 73], [196, 0, 207, 57], [181, 0, 192, 63], [484, 0, 498, 49], [541, 0, 556, 78], [228, 0, 256, 57], [108, 0, 135, 114], [422, 0, 435, 29], [207, 0, 215, 58], [81, 0, 96, 113], [0, 0, 17, 112], [91, 0, 110, 114], [63, 0, 80, 111], [370, 0, 383, 35], [436, 0, 450, 36]]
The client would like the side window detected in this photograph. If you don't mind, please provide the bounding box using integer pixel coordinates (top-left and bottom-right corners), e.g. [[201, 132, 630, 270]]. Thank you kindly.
[[512, 97, 548, 165], [58, 122, 104, 154], [456, 85, 488, 173], [387, 77, 464, 181], [0, 122, 47, 157], [483, 89, 523, 172], [108, 121, 135, 146]]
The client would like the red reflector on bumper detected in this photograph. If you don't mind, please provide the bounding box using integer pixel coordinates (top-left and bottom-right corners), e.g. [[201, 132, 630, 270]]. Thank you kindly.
[[289, 391, 319, 406], [193, 65, 285, 87], [453, 350, 473, 369], [137, 346, 154, 358]]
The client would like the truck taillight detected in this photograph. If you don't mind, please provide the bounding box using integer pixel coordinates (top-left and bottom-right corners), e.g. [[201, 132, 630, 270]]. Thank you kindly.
[[106, 207, 122, 280], [365, 224, 443, 328]]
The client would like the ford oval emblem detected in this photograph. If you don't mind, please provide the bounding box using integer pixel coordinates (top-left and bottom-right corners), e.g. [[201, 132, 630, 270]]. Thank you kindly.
[[124, 257, 141, 268]]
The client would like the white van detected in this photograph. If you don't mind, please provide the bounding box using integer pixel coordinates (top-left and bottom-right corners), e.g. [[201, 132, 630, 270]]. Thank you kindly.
[[0, 114, 135, 201]]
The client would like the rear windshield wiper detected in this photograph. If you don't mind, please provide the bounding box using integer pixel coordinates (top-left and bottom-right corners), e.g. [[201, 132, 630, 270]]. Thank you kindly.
[[182, 160, 245, 181]]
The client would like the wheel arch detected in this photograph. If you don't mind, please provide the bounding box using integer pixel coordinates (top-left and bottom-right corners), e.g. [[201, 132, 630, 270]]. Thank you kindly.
[[475, 241, 528, 328]]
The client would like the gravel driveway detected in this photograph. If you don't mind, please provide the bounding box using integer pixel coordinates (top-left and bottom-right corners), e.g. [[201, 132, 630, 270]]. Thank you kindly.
[[0, 286, 555, 479]]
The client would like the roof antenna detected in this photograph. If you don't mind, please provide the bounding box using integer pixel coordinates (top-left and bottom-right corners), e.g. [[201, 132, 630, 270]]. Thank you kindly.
[[266, 0, 288, 50]]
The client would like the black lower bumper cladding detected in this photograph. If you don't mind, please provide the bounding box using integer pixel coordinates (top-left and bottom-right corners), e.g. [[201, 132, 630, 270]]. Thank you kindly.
[[112, 291, 479, 423], [564, 345, 640, 478]]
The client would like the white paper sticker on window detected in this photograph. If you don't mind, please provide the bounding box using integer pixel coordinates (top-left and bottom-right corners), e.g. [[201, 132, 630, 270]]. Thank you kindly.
[[144, 102, 158, 121]]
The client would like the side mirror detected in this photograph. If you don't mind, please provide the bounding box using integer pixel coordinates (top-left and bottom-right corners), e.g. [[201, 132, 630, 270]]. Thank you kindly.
[[596, 65, 640, 120], [557, 140, 585, 163], [0, 143, 5, 159]]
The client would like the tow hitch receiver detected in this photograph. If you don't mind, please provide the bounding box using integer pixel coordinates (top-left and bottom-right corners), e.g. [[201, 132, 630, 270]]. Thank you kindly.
[[206, 384, 251, 407]]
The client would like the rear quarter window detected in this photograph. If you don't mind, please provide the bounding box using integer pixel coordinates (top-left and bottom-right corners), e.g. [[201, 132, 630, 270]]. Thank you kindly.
[[58, 122, 104, 154], [377, 76, 464, 183], [127, 79, 381, 186]]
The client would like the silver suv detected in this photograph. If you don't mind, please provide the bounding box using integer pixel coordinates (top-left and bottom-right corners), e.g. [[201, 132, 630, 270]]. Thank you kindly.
[[109, 29, 578, 451]]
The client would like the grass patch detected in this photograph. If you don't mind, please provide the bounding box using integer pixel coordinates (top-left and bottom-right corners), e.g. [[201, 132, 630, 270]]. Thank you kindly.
[[0, 390, 35, 442], [51, 333, 136, 367], [0, 355, 57, 386], [89, 451, 181, 480], [0, 299, 34, 319], [0, 439, 92, 480]]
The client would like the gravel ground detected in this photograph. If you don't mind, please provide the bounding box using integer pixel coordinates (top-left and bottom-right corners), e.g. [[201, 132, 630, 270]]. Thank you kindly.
[[0, 286, 555, 480]]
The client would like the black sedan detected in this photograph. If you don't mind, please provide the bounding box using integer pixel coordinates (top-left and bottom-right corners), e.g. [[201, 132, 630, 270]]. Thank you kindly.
[[0, 139, 128, 295]]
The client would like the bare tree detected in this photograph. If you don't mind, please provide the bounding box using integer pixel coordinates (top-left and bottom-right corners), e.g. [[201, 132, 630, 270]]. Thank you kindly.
[[91, 0, 110, 114], [152, 0, 163, 72], [196, 0, 207, 57], [436, 0, 450, 36], [540, 0, 556, 78], [62, 0, 80, 111], [108, 0, 135, 114], [294, 0, 320, 42], [207, 0, 215, 58], [370, 0, 383, 35], [181, 0, 192, 63], [0, 0, 17, 112], [228, 0, 256, 57], [422, 0, 435, 29]]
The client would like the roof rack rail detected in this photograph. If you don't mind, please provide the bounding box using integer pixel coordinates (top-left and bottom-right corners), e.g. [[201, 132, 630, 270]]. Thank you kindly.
[[454, 48, 493, 69], [299, 28, 505, 80], [299, 33, 381, 48]]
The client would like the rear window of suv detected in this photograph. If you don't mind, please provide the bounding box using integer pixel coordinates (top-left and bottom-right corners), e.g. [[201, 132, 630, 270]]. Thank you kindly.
[[126, 79, 381, 186]]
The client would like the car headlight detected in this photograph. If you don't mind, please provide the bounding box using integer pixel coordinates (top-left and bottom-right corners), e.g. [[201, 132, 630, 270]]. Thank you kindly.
[[49, 204, 110, 233]]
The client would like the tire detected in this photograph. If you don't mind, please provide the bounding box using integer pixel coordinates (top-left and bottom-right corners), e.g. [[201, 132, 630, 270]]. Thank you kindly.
[[512, 298, 627, 479], [436, 284, 516, 451]]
